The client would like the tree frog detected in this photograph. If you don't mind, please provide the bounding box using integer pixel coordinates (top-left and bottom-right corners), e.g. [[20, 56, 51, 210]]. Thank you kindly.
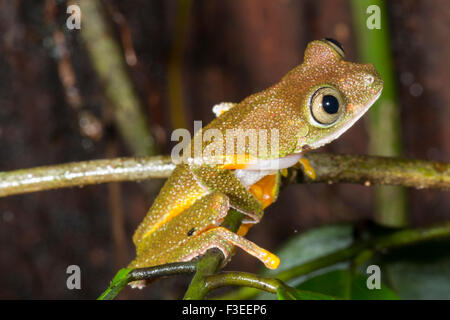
[[128, 39, 383, 288]]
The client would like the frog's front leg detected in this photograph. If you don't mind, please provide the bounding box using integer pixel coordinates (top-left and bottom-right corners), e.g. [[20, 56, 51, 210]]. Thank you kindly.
[[190, 165, 265, 223]]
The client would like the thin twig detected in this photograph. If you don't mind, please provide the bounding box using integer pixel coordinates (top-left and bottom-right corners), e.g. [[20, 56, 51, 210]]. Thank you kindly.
[[205, 271, 337, 300], [205, 271, 281, 294], [351, 0, 407, 227], [294, 153, 449, 189], [183, 209, 244, 300], [98, 261, 197, 300], [79, 0, 158, 156], [129, 261, 197, 282], [0, 156, 174, 198], [1, 154, 448, 198]]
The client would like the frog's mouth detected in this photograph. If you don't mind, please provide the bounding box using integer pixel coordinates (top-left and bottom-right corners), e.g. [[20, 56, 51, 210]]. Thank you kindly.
[[308, 88, 383, 150]]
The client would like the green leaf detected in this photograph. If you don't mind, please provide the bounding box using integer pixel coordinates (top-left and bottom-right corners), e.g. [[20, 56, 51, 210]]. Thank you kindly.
[[297, 269, 399, 300], [262, 223, 355, 277], [276, 285, 337, 300], [257, 223, 354, 299], [380, 241, 450, 299], [97, 268, 133, 300]]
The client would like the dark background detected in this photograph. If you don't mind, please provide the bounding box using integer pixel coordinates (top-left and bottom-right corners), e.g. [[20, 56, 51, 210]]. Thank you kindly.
[[0, 0, 448, 299]]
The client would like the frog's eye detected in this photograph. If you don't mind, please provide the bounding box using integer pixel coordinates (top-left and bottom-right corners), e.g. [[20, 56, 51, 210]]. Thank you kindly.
[[322, 38, 345, 58], [309, 87, 345, 126]]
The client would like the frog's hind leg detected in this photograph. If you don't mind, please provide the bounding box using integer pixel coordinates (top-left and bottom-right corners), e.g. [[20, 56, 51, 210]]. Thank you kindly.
[[129, 191, 279, 286], [130, 191, 279, 270], [184, 226, 280, 270]]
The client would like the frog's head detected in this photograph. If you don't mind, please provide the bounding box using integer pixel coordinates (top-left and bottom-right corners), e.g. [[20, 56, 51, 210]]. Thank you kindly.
[[284, 38, 383, 153]]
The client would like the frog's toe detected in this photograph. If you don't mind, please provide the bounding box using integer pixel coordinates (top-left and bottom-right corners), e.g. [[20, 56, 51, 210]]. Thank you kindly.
[[299, 158, 316, 180], [129, 280, 147, 289]]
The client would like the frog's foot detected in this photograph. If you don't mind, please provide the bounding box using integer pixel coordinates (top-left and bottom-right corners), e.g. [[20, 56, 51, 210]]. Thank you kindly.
[[183, 226, 280, 270], [129, 280, 147, 289], [299, 157, 316, 180]]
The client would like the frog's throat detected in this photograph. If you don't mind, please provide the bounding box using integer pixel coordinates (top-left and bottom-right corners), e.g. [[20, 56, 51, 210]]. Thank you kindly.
[[243, 153, 302, 171], [309, 88, 382, 150]]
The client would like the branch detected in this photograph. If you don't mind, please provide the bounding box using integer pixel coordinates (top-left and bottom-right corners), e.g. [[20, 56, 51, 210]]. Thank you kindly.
[[1, 154, 448, 198], [98, 261, 197, 300], [0, 156, 174, 198], [203, 271, 337, 300], [205, 271, 282, 294], [217, 221, 450, 300], [183, 209, 244, 300], [79, 0, 158, 156], [292, 153, 449, 189], [351, 0, 407, 227], [129, 262, 197, 282]]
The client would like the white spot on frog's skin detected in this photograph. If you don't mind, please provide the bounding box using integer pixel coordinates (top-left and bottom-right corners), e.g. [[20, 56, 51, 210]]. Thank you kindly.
[[364, 74, 374, 85], [212, 102, 235, 117]]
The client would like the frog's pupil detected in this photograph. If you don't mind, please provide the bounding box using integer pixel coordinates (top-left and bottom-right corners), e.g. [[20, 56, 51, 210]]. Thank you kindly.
[[322, 95, 339, 114]]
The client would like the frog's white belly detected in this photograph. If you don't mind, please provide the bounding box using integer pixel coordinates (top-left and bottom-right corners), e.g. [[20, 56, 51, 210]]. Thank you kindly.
[[234, 153, 301, 189]]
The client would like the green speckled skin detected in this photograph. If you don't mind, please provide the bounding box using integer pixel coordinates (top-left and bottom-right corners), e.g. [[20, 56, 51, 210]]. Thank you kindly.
[[130, 192, 233, 268], [128, 40, 383, 278]]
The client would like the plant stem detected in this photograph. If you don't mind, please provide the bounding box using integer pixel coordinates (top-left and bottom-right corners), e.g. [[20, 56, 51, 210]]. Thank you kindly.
[[297, 153, 449, 189], [79, 0, 158, 157], [183, 209, 244, 299], [168, 0, 192, 130], [1, 154, 448, 198], [98, 261, 197, 300], [217, 221, 450, 300], [183, 250, 224, 300], [350, 0, 407, 227], [129, 261, 197, 282], [0, 156, 174, 198], [205, 271, 282, 294]]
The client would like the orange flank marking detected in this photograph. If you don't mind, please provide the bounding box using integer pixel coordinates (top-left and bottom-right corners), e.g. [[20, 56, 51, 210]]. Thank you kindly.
[[142, 190, 207, 240], [219, 163, 249, 170], [249, 174, 277, 209], [217, 154, 255, 170]]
